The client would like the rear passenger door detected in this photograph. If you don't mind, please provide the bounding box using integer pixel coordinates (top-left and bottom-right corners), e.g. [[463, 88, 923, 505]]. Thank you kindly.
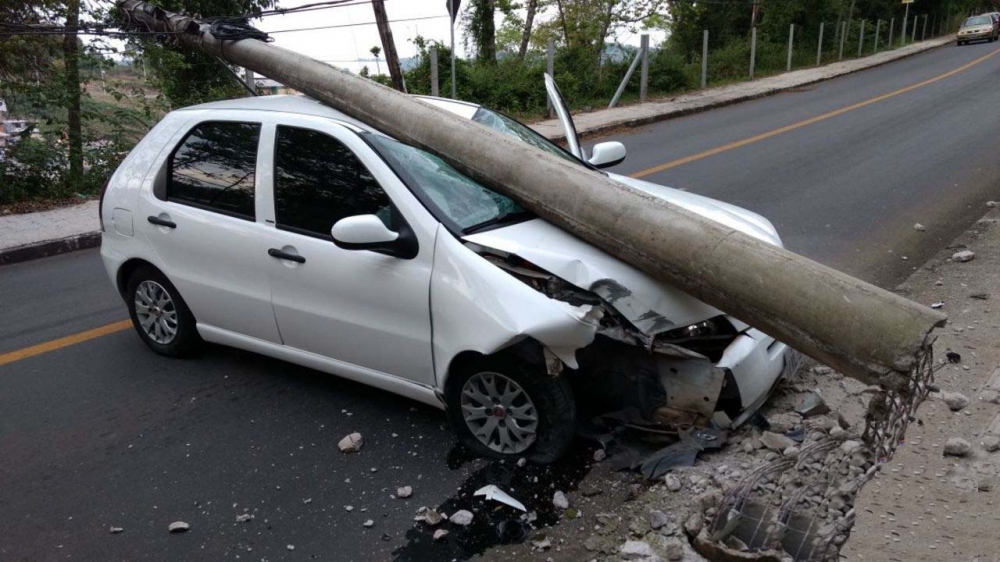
[[136, 116, 282, 343], [259, 118, 436, 386]]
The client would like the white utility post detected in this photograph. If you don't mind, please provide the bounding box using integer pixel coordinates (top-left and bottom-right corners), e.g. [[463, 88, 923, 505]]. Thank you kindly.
[[839, 21, 847, 60], [858, 20, 865, 56], [817, 22, 824, 65], [639, 34, 649, 102], [888, 18, 895, 47], [244, 68, 255, 96], [750, 26, 757, 79], [429, 47, 438, 97], [874, 20, 881, 53], [701, 29, 709, 88], [901, 0, 911, 46], [787, 23, 795, 71], [546, 38, 554, 116], [447, 0, 457, 98]]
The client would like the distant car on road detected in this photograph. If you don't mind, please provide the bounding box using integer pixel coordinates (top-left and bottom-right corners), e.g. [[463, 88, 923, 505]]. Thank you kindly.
[[957, 14, 997, 45], [99, 78, 796, 463]]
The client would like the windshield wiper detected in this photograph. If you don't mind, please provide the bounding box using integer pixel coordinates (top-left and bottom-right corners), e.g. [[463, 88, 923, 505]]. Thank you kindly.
[[463, 210, 534, 234]]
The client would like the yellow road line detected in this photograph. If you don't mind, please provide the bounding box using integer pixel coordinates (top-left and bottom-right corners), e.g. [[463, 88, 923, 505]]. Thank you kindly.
[[0, 320, 132, 368], [630, 46, 1000, 179]]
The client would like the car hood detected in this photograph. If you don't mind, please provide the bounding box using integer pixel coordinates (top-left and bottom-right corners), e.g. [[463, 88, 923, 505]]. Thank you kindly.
[[463, 175, 782, 335]]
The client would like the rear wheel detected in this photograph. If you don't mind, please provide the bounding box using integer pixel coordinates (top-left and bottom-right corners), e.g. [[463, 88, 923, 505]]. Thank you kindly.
[[125, 265, 201, 357], [445, 356, 576, 464]]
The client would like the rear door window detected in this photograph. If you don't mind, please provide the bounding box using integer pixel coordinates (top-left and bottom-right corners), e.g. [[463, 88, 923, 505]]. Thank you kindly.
[[273, 125, 393, 239], [168, 121, 261, 220]]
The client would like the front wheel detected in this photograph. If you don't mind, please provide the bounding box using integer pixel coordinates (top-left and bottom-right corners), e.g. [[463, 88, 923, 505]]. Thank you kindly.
[[126, 265, 201, 357], [445, 357, 576, 464]]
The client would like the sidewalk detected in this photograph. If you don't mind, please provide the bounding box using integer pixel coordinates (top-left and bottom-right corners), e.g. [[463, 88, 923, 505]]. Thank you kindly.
[[0, 35, 953, 267], [843, 205, 1000, 561], [532, 35, 954, 142], [0, 200, 100, 266]]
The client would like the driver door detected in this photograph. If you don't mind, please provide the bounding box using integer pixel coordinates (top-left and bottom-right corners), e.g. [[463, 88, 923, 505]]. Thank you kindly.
[[259, 118, 436, 386]]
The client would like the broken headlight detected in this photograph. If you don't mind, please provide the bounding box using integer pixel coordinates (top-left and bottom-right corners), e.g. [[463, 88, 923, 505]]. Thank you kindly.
[[657, 316, 738, 362]]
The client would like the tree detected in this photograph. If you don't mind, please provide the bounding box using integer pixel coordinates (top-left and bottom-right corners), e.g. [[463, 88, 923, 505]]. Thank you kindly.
[[370, 45, 382, 74], [120, 0, 276, 108], [63, 0, 82, 188], [467, 0, 498, 63], [518, 0, 539, 59]]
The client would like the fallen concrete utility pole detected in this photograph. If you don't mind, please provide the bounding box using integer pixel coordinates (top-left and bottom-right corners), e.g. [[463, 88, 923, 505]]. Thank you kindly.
[[118, 1, 945, 393]]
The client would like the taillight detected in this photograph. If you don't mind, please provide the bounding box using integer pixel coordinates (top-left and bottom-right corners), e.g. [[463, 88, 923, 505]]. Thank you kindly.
[[98, 177, 110, 232]]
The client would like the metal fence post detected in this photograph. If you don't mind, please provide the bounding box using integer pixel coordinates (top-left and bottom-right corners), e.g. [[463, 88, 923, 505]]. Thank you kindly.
[[429, 47, 439, 97], [817, 22, 824, 65], [244, 68, 255, 96], [608, 47, 642, 109], [901, 2, 909, 46], [838, 21, 847, 60], [888, 18, 895, 48], [874, 20, 881, 53], [922, 14, 928, 40], [546, 38, 554, 116], [701, 29, 709, 88], [787, 23, 795, 71], [750, 26, 757, 79], [639, 33, 649, 103], [858, 20, 865, 57]]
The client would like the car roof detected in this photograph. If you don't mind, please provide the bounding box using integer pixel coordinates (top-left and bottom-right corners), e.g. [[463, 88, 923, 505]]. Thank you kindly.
[[178, 94, 483, 132]]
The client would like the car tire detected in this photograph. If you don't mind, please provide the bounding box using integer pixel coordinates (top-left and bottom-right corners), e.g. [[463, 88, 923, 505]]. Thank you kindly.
[[445, 356, 576, 464], [125, 265, 201, 357]]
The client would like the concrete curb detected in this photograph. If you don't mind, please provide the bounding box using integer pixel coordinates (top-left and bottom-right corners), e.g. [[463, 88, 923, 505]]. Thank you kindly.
[[535, 35, 955, 142], [0, 231, 101, 267]]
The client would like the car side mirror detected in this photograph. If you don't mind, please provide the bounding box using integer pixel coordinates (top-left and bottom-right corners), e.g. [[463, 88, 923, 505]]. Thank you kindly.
[[588, 141, 626, 169], [331, 214, 417, 259]]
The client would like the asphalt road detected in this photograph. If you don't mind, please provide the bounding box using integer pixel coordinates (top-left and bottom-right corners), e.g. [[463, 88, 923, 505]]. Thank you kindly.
[[4, 41, 1000, 562], [591, 40, 1000, 286]]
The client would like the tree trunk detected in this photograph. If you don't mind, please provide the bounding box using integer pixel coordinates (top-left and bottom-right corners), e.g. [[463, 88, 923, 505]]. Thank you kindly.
[[63, 0, 83, 190], [517, 0, 537, 60], [475, 0, 497, 63]]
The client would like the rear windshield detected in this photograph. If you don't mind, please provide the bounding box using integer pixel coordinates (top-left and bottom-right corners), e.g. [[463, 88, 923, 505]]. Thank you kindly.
[[965, 16, 992, 26]]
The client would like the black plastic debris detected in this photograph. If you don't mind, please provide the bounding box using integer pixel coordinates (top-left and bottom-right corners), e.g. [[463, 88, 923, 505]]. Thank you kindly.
[[639, 427, 728, 480], [947, 351, 962, 364]]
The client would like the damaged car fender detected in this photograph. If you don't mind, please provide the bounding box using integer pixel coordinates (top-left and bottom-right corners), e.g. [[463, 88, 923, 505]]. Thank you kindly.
[[430, 226, 602, 387]]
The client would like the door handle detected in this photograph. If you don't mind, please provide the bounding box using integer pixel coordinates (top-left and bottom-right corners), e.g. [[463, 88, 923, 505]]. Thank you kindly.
[[268, 248, 306, 264], [147, 216, 177, 228]]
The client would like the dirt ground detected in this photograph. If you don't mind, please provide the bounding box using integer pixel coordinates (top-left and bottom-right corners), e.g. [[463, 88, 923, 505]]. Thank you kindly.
[[470, 206, 1000, 562]]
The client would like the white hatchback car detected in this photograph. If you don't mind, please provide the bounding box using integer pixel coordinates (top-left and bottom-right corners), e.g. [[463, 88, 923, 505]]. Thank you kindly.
[[100, 84, 795, 462]]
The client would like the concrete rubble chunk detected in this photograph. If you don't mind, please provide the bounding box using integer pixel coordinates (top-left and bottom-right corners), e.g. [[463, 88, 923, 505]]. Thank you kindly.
[[648, 509, 670, 530], [760, 431, 796, 451], [983, 435, 1000, 453], [449, 510, 474, 526], [552, 490, 570, 510], [433, 528, 448, 541], [593, 449, 607, 462], [944, 437, 972, 457], [396, 486, 413, 499], [665, 474, 682, 492], [620, 540, 658, 560], [109, 526, 124, 534], [363, 519, 374, 528], [531, 534, 552, 550], [987, 201, 999, 207], [913, 223, 926, 232], [420, 509, 444, 526], [168, 521, 190, 533], [952, 250, 976, 263], [235, 513, 254, 523], [338, 432, 363, 453], [286, 544, 295, 551], [664, 539, 685, 561], [940, 391, 971, 412]]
